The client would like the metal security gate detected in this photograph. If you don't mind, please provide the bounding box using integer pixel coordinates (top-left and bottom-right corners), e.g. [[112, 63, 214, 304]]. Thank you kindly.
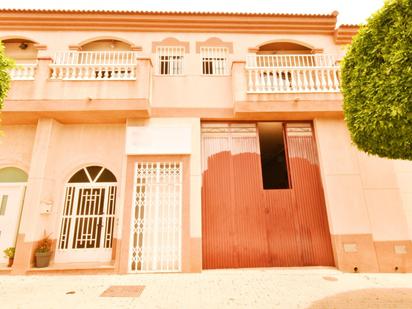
[[202, 123, 334, 269], [129, 162, 183, 272], [56, 166, 117, 263]]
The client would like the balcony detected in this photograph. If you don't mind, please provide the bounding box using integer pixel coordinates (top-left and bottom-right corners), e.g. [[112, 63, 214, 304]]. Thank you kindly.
[[245, 54, 340, 93], [3, 49, 151, 124], [232, 53, 343, 120], [9, 63, 38, 80], [50, 51, 138, 80]]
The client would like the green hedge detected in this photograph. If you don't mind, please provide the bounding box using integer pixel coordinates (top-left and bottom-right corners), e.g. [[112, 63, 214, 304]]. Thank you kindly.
[[341, 0, 412, 160], [0, 42, 14, 110]]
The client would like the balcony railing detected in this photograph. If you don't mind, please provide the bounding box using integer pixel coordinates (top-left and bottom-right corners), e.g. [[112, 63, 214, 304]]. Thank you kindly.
[[246, 54, 340, 93], [9, 63, 38, 80], [50, 51, 138, 80]]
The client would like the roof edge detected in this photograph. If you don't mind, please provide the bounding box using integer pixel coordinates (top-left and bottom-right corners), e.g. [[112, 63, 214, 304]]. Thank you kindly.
[[0, 8, 340, 34], [334, 24, 360, 44], [0, 8, 340, 17]]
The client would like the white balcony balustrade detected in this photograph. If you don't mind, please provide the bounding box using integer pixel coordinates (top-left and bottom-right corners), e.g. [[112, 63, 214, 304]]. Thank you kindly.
[[50, 51, 138, 80], [246, 54, 340, 93], [9, 63, 38, 80]]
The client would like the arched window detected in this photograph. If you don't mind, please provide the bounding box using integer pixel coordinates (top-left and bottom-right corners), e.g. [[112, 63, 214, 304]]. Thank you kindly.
[[68, 166, 116, 183], [56, 166, 117, 263], [0, 167, 28, 183]]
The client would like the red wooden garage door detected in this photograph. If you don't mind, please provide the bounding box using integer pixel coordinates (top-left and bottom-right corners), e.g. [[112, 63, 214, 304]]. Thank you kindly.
[[201, 123, 334, 269]]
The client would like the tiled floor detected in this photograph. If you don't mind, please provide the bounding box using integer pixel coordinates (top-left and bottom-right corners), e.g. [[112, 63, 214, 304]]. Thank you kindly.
[[1, 267, 412, 308]]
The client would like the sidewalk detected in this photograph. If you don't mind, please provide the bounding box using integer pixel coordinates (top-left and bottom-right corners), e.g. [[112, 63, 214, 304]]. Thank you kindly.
[[1, 267, 412, 309]]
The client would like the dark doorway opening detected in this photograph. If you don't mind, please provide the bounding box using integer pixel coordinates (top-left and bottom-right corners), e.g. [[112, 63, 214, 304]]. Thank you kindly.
[[257, 122, 290, 189]]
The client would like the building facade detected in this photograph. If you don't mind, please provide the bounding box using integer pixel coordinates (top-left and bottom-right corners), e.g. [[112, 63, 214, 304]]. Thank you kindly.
[[0, 9, 411, 275]]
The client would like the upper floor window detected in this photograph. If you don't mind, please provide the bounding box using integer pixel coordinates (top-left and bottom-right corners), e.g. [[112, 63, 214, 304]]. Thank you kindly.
[[200, 47, 228, 75], [156, 46, 185, 75]]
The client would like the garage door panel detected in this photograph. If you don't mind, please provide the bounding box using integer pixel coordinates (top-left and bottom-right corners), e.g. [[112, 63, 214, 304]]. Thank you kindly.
[[264, 190, 303, 266], [202, 150, 237, 269], [286, 127, 334, 266], [232, 151, 270, 268]]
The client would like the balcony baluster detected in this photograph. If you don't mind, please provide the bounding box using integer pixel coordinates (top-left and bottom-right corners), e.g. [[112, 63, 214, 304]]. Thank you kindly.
[[245, 54, 340, 93], [50, 51, 138, 81]]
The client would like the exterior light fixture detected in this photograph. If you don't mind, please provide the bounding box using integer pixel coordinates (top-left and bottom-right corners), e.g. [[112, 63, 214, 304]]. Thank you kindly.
[[19, 42, 28, 50]]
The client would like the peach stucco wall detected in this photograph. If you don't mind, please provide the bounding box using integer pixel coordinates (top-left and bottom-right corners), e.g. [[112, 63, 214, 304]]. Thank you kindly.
[[0, 125, 36, 171], [2, 23, 411, 273], [47, 123, 125, 243], [1, 31, 341, 58], [3, 30, 341, 108], [394, 161, 412, 240], [314, 118, 411, 242], [125, 117, 202, 239], [17, 120, 125, 244]]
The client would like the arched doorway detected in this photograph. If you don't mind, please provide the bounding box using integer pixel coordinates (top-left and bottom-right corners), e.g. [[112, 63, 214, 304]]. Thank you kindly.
[[0, 167, 28, 265], [55, 166, 117, 263]]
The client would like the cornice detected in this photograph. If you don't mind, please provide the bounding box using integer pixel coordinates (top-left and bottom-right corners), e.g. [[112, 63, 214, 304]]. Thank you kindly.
[[0, 8, 338, 16], [0, 9, 339, 34], [334, 24, 360, 44]]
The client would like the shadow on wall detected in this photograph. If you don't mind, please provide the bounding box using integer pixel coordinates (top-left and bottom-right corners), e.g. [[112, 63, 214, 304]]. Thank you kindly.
[[307, 288, 412, 309]]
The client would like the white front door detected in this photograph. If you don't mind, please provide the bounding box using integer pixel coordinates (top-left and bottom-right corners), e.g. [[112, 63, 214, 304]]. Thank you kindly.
[[0, 184, 25, 264], [55, 184, 117, 263]]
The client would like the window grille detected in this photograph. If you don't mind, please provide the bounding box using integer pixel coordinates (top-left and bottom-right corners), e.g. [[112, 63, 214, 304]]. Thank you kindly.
[[156, 47, 185, 75], [201, 47, 228, 75]]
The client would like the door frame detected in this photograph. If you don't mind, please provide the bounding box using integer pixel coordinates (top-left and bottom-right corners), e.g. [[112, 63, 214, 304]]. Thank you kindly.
[[200, 121, 335, 268], [117, 155, 190, 274], [54, 182, 117, 263], [0, 183, 26, 265]]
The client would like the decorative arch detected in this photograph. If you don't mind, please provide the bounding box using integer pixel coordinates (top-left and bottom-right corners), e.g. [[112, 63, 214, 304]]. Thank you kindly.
[[68, 166, 117, 183], [1, 37, 45, 63], [152, 37, 190, 53], [0, 167, 28, 183], [0, 36, 39, 44], [60, 157, 119, 186], [256, 39, 316, 51], [249, 39, 322, 55], [77, 36, 136, 49], [196, 37, 233, 53]]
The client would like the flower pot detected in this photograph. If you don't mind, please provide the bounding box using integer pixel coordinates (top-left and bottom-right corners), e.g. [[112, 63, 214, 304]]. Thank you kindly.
[[7, 257, 14, 268], [35, 251, 51, 268]]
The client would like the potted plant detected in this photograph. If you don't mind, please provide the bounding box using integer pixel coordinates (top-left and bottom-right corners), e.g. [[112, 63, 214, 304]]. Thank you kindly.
[[34, 234, 52, 268], [3, 247, 15, 267]]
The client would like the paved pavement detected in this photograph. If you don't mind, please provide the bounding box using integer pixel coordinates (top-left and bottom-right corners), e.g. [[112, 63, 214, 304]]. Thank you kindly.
[[1, 267, 412, 308]]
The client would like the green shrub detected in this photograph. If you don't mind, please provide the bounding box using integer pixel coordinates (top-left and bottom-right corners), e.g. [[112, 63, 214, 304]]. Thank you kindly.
[[3, 247, 15, 258], [0, 42, 14, 110], [341, 0, 412, 160]]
